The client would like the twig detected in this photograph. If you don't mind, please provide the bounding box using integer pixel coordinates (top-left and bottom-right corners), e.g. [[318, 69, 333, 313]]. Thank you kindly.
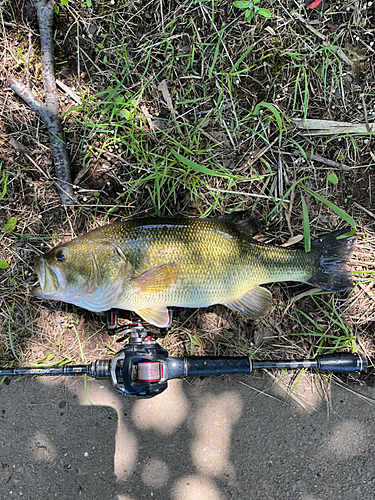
[[237, 137, 279, 172], [26, 32, 32, 88], [8, 0, 74, 205], [8, 77, 45, 118], [292, 149, 350, 172], [9, 137, 34, 156], [353, 202, 375, 220], [56, 79, 82, 104]]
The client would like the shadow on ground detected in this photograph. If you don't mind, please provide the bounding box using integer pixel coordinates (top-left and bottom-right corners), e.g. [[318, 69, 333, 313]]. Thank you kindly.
[[0, 373, 374, 500]]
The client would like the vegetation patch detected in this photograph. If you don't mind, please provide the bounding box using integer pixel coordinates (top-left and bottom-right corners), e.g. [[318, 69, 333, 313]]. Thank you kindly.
[[0, 0, 374, 391]]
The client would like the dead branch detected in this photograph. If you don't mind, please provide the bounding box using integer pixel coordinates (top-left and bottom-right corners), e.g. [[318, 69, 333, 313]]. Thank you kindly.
[[292, 149, 350, 172], [293, 118, 374, 136], [8, 0, 74, 205]]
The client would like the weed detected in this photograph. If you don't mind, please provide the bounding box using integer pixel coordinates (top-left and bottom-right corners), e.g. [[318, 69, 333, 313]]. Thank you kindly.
[[0, 165, 8, 203], [233, 1, 272, 23]]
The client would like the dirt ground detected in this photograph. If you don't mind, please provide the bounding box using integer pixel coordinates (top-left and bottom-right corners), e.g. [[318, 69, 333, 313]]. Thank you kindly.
[[1, 0, 375, 498], [1, 372, 375, 500]]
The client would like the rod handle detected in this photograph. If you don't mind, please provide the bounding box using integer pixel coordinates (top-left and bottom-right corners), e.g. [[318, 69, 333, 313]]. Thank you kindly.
[[316, 353, 367, 373], [185, 356, 251, 377]]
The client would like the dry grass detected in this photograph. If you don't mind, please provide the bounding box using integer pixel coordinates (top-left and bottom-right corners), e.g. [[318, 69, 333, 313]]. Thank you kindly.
[[0, 0, 374, 384]]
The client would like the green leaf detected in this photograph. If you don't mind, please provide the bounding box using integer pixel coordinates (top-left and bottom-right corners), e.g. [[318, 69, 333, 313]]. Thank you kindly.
[[257, 8, 272, 18], [54, 4, 59, 13], [300, 192, 311, 253], [245, 9, 255, 20], [327, 173, 338, 184], [86, 0, 92, 6], [36, 352, 56, 364], [61, 0, 68, 5], [2, 217, 17, 234], [186, 332, 202, 355], [300, 185, 356, 228], [233, 1, 251, 9], [190, 334, 202, 347], [0, 259, 9, 269]]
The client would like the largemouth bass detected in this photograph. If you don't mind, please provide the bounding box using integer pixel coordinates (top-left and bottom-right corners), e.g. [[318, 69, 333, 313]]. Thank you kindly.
[[33, 216, 355, 328]]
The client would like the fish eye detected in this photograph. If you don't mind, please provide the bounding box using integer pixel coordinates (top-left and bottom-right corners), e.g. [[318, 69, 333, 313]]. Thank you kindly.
[[55, 249, 67, 262]]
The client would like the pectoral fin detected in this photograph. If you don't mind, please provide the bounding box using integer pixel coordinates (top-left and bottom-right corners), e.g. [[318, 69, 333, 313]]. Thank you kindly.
[[223, 286, 272, 319], [132, 263, 179, 294], [135, 306, 171, 328]]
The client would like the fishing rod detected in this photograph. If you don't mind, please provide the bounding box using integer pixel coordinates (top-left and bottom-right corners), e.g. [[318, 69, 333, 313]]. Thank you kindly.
[[0, 319, 368, 398]]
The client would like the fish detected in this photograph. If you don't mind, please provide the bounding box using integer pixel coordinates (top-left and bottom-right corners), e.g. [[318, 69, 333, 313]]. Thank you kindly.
[[32, 215, 355, 328]]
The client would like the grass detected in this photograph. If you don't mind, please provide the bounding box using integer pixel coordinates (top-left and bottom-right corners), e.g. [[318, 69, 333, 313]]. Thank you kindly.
[[0, 0, 374, 383], [291, 295, 357, 354]]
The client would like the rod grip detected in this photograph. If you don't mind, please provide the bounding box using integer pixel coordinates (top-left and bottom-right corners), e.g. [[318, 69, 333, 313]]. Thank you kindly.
[[185, 356, 251, 377], [316, 353, 367, 373]]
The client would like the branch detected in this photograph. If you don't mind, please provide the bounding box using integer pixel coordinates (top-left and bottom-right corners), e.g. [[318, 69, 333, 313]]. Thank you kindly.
[[293, 118, 374, 136], [8, 0, 74, 205], [8, 77, 46, 120]]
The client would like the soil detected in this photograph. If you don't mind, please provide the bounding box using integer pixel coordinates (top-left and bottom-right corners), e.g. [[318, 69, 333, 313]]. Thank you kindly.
[[0, 373, 374, 500]]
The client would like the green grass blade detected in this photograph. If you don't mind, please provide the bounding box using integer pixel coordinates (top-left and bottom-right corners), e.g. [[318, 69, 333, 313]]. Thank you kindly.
[[171, 149, 269, 182], [230, 45, 255, 73], [209, 31, 222, 77], [252, 102, 283, 144], [300, 185, 356, 229], [300, 191, 311, 252], [0, 172, 8, 202], [268, 176, 310, 219]]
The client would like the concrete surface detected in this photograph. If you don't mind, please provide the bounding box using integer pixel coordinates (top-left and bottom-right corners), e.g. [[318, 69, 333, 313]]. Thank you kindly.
[[0, 371, 374, 500]]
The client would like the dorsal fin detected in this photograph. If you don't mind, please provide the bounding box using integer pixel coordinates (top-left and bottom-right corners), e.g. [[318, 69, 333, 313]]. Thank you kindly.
[[216, 212, 263, 237], [235, 219, 263, 237], [216, 211, 246, 224]]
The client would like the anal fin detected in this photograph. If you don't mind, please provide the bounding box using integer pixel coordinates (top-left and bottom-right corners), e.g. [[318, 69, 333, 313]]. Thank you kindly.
[[135, 306, 172, 328], [223, 286, 272, 319]]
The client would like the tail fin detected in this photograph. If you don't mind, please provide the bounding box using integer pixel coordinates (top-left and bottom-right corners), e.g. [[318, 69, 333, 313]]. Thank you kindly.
[[309, 230, 355, 292]]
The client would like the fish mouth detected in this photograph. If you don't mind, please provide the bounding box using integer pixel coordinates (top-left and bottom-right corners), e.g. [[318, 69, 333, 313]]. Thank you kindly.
[[33, 256, 45, 292], [33, 256, 60, 297]]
